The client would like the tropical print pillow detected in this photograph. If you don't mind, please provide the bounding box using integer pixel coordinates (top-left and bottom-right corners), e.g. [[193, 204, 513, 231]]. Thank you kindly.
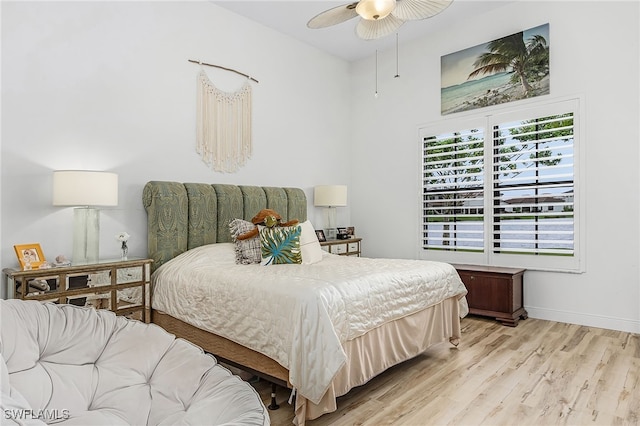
[[259, 225, 302, 265]]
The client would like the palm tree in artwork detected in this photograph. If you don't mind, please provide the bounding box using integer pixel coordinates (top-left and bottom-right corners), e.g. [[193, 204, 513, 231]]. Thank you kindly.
[[468, 32, 549, 96]]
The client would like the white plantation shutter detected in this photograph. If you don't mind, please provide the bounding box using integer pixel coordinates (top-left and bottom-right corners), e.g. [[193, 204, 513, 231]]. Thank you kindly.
[[422, 128, 485, 252], [420, 98, 581, 271], [492, 112, 574, 256]]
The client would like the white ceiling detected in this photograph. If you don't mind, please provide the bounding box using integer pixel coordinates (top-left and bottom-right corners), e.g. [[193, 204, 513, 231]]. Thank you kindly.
[[213, 1, 513, 62]]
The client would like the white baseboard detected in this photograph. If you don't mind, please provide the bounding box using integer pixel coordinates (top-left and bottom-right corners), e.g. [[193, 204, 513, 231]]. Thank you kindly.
[[525, 306, 640, 334]]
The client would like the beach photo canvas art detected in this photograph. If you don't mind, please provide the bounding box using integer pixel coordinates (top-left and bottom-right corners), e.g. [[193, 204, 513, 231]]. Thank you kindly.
[[441, 24, 550, 115]]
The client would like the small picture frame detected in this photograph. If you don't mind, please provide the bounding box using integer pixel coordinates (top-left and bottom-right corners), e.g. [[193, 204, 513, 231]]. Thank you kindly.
[[347, 226, 355, 237], [14, 243, 46, 270], [315, 230, 326, 242], [337, 227, 349, 240]]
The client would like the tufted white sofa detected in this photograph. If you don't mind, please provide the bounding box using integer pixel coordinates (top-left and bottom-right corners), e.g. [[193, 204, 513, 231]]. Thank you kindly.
[[0, 299, 270, 425]]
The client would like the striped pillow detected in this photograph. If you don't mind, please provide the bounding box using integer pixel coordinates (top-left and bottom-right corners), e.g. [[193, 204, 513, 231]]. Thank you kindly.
[[229, 219, 261, 264]]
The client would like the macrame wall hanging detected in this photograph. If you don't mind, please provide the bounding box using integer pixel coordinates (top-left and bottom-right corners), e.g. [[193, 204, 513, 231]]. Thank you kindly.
[[192, 59, 258, 173]]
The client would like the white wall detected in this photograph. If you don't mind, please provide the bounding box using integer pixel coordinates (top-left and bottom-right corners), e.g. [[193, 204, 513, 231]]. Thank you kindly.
[[0, 0, 352, 296], [2, 1, 638, 334], [350, 1, 640, 332]]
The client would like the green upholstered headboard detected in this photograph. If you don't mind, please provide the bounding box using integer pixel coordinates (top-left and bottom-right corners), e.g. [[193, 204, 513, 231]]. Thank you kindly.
[[142, 181, 308, 273]]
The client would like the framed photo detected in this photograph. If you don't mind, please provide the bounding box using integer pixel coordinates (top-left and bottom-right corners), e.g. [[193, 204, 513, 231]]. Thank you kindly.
[[14, 243, 46, 270], [441, 23, 549, 115], [315, 230, 326, 242], [346, 226, 355, 237], [337, 227, 349, 240]]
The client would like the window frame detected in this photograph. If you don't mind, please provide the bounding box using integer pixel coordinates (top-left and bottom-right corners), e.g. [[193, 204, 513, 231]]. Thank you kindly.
[[418, 97, 584, 273]]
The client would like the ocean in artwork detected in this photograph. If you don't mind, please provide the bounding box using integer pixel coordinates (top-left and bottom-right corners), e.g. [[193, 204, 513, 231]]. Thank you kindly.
[[441, 72, 513, 115]]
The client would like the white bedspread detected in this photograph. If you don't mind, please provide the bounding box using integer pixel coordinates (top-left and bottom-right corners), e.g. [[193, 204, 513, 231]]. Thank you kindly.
[[152, 243, 468, 404]]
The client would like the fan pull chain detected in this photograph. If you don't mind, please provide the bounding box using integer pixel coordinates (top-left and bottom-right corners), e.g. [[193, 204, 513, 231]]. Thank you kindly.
[[394, 33, 400, 78], [374, 49, 379, 99]]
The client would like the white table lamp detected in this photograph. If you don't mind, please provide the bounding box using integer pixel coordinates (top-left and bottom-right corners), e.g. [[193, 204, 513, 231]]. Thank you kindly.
[[53, 170, 118, 264], [314, 185, 347, 240]]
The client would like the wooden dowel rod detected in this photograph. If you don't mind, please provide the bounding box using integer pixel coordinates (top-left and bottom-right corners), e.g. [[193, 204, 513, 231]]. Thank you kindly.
[[188, 59, 259, 83]]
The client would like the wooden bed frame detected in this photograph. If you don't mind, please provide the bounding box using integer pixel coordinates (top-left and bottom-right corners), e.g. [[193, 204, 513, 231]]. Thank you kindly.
[[143, 181, 464, 424], [152, 310, 290, 386]]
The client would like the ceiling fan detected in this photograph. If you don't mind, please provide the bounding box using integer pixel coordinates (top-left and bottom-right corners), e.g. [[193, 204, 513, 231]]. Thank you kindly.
[[307, 0, 453, 40]]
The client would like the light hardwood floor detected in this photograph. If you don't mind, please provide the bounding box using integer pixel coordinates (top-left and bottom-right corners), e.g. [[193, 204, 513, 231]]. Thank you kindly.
[[251, 316, 640, 426]]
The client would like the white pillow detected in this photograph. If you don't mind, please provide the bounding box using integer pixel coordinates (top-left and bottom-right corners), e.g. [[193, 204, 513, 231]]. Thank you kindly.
[[299, 220, 323, 264]]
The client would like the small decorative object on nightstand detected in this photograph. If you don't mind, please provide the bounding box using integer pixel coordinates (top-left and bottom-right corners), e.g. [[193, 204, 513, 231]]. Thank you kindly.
[[3, 258, 153, 323], [336, 227, 349, 239], [14, 243, 46, 270], [116, 231, 130, 260], [453, 264, 528, 327], [54, 254, 71, 267], [320, 237, 362, 257]]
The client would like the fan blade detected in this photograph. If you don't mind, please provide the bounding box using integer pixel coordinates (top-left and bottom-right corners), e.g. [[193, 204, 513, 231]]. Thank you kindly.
[[392, 0, 453, 21], [307, 2, 360, 29], [356, 14, 404, 40]]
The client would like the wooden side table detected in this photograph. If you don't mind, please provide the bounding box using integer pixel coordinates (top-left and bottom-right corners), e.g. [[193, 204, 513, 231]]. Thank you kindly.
[[320, 237, 362, 256], [3, 258, 153, 323], [453, 264, 528, 327]]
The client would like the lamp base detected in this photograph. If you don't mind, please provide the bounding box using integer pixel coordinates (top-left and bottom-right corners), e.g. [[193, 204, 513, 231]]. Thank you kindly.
[[72, 207, 100, 265], [326, 228, 338, 240], [324, 206, 338, 240]]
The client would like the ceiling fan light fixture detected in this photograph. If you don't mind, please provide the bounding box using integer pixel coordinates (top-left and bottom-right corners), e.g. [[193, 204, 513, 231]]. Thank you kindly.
[[356, 13, 402, 39], [356, 0, 397, 21]]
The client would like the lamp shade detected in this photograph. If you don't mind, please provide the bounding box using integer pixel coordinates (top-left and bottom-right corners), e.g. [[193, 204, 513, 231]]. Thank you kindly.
[[314, 185, 347, 207], [53, 171, 118, 207]]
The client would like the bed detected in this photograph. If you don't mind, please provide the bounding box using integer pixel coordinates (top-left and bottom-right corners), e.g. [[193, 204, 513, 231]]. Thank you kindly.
[[143, 181, 468, 425]]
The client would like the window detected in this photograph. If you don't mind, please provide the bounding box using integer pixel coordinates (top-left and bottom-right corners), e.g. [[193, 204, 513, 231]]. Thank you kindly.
[[420, 99, 581, 271]]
